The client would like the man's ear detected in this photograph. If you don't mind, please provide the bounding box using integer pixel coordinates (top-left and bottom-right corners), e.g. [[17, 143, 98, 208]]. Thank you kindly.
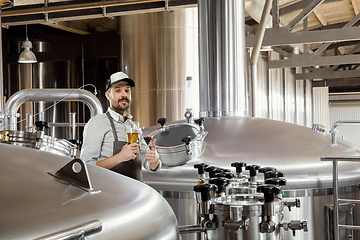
[[105, 90, 110, 101]]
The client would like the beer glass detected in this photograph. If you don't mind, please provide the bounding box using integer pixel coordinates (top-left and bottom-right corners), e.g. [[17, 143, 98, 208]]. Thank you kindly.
[[126, 121, 139, 144]]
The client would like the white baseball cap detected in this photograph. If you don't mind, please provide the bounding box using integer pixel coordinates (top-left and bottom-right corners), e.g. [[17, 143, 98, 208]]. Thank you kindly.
[[107, 71, 135, 90]]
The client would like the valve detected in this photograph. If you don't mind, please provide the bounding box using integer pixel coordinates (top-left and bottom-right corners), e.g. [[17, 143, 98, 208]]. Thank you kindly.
[[194, 117, 205, 127], [259, 167, 277, 179], [257, 184, 281, 203], [35, 121, 50, 131], [281, 220, 308, 236], [245, 165, 260, 177], [194, 163, 208, 182], [265, 170, 285, 180], [245, 165, 260, 182], [157, 118, 167, 127], [209, 177, 230, 195], [284, 199, 301, 211], [184, 109, 193, 123], [265, 177, 287, 187], [205, 166, 219, 178], [194, 183, 217, 202], [214, 172, 234, 179], [182, 136, 192, 155], [194, 163, 209, 175], [231, 162, 247, 177]]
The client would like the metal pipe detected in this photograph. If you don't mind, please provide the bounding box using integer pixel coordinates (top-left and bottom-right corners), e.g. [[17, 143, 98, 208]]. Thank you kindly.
[[178, 225, 204, 234], [330, 120, 360, 145], [198, 0, 246, 117], [3, 88, 103, 131], [0, 10, 3, 114], [249, 0, 272, 65], [35, 220, 102, 240], [69, 112, 76, 140], [333, 159, 339, 240], [2, 0, 162, 17], [25, 113, 33, 132], [249, 0, 272, 117]]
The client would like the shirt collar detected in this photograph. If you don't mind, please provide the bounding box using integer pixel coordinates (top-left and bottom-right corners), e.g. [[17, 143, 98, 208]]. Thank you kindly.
[[107, 108, 133, 123]]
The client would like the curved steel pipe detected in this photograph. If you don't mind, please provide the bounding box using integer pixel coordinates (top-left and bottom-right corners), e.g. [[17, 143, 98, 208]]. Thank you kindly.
[[3, 88, 103, 130], [330, 120, 360, 145]]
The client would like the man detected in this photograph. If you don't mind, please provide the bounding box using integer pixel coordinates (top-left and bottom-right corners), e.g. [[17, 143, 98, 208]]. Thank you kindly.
[[80, 71, 161, 181]]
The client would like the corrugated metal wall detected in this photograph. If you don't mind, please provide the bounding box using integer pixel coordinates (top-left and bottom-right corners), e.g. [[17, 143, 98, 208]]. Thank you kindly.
[[313, 87, 330, 129], [329, 93, 360, 146]]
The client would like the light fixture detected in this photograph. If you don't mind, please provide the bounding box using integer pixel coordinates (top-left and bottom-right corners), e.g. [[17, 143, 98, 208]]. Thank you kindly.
[[18, 25, 37, 64]]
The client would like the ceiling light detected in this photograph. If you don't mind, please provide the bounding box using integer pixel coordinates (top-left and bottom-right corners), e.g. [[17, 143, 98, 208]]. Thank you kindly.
[[18, 26, 37, 64]]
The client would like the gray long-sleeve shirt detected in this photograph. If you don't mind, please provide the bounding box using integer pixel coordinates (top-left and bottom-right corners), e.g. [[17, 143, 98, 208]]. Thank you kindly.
[[80, 108, 161, 171]]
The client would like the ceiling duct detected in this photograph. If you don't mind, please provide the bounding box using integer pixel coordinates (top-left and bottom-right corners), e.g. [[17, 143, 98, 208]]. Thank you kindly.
[[198, 0, 247, 117]]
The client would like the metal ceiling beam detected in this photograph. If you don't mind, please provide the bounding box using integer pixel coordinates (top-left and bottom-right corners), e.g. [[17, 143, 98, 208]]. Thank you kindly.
[[285, 0, 325, 31], [314, 13, 360, 56], [279, 0, 341, 16], [296, 68, 360, 79], [1, 0, 196, 26], [269, 54, 360, 68], [246, 27, 360, 47]]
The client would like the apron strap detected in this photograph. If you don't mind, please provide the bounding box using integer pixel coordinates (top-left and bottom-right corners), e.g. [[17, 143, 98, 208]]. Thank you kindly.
[[106, 111, 119, 142]]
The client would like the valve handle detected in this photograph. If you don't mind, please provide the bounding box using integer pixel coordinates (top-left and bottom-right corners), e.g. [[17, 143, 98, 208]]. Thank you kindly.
[[157, 118, 167, 127], [259, 167, 277, 175], [231, 162, 247, 174], [144, 136, 153, 145], [182, 136, 192, 145], [205, 166, 219, 178], [209, 177, 230, 193], [35, 121, 50, 131], [194, 163, 209, 175], [265, 177, 287, 186], [194, 117, 205, 126], [265, 170, 285, 179], [257, 184, 281, 202], [194, 183, 217, 201], [214, 172, 235, 179], [245, 165, 261, 177]]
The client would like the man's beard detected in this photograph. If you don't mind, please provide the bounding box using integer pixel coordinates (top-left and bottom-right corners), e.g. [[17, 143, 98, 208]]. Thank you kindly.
[[111, 98, 130, 113]]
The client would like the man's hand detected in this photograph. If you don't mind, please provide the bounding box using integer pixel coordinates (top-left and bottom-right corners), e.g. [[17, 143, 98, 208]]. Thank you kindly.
[[120, 143, 139, 161], [145, 139, 160, 170]]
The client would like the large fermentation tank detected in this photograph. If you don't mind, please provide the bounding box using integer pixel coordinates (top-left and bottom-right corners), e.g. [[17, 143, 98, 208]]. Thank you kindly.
[[0, 143, 179, 240], [143, 117, 360, 240]]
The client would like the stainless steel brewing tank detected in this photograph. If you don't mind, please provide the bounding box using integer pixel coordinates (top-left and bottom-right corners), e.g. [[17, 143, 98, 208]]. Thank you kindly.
[[0, 143, 179, 240], [142, 117, 360, 240]]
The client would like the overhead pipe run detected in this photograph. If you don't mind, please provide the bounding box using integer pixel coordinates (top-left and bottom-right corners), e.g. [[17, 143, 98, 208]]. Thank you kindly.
[[3, 88, 103, 131]]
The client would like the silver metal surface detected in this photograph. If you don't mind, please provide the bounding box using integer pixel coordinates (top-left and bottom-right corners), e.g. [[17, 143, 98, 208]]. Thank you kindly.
[[35, 220, 102, 240], [3, 88, 103, 131], [148, 122, 207, 166], [0, 143, 179, 240], [119, 7, 198, 127], [143, 117, 360, 240], [198, 0, 247, 118]]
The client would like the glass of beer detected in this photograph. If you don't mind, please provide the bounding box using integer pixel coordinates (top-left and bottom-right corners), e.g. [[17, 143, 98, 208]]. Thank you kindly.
[[126, 121, 139, 144]]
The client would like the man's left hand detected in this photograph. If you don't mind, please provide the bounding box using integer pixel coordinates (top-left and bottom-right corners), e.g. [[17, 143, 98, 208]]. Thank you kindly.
[[145, 139, 160, 170]]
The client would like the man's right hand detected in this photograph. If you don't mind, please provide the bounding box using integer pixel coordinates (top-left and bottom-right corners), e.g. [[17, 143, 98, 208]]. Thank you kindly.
[[120, 143, 139, 162]]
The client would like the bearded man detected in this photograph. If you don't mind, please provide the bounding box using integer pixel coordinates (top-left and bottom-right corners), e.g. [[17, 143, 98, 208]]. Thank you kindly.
[[80, 71, 161, 181]]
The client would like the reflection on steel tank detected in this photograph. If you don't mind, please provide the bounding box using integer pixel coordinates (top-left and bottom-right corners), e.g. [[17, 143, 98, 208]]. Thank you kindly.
[[0, 143, 179, 240], [143, 116, 360, 240]]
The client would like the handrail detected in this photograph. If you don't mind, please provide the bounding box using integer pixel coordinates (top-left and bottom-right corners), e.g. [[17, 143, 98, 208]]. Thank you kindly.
[[321, 156, 360, 240]]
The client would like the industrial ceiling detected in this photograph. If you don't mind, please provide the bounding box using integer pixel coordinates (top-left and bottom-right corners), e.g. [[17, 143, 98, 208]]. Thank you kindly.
[[2, 0, 360, 91]]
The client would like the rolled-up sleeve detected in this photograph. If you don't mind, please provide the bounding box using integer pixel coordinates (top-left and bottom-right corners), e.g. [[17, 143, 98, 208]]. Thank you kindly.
[[80, 118, 106, 165]]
